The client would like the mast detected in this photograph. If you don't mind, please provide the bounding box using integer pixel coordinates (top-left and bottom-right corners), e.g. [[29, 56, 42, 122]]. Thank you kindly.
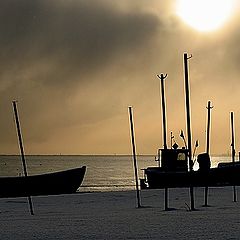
[[206, 101, 213, 154], [204, 101, 213, 206], [157, 73, 169, 211], [157, 74, 168, 150], [230, 112, 237, 202], [183, 53, 195, 210]]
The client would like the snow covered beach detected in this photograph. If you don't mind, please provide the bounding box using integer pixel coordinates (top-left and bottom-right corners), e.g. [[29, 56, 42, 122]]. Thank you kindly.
[[0, 187, 239, 239]]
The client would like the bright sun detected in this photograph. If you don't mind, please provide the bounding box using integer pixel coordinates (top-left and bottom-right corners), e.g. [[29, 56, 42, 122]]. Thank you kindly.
[[176, 0, 237, 32]]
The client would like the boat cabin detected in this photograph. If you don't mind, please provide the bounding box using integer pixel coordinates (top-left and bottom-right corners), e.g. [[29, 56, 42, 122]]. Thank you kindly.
[[161, 148, 188, 172]]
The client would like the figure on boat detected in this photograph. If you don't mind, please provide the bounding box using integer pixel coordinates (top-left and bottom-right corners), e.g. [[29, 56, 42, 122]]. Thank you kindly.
[[197, 153, 211, 172]]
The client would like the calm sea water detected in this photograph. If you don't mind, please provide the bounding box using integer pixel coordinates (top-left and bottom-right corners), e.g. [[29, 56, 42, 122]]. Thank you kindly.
[[0, 155, 233, 192]]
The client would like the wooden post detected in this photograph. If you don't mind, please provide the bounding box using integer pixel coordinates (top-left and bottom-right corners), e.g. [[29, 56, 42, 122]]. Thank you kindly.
[[183, 53, 195, 210], [128, 106, 141, 208], [204, 101, 213, 206], [230, 112, 237, 202], [12, 101, 34, 215], [157, 73, 169, 211]]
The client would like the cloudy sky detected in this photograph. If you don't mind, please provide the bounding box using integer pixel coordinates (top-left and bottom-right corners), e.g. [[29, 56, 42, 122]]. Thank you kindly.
[[1, 0, 240, 155]]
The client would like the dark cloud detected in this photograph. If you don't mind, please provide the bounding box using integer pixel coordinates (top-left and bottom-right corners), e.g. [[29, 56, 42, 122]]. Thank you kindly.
[[0, 0, 160, 86], [0, 0, 163, 153]]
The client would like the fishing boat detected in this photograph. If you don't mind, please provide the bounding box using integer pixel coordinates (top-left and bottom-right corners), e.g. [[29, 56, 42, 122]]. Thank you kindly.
[[141, 149, 240, 189], [140, 53, 240, 190], [0, 166, 86, 198]]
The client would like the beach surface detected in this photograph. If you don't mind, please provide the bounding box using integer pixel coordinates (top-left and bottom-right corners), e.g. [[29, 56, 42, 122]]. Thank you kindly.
[[0, 187, 239, 239]]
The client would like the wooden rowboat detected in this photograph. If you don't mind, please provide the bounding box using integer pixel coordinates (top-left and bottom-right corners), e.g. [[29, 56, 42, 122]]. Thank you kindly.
[[0, 166, 86, 198]]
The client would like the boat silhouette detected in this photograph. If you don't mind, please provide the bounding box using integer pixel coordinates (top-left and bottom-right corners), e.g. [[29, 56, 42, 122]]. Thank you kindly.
[[0, 166, 86, 198]]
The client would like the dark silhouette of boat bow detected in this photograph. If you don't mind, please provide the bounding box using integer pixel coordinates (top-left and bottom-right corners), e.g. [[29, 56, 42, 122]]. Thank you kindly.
[[0, 166, 86, 198]]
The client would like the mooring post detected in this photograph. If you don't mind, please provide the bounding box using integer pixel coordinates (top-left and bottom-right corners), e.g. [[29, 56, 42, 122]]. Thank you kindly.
[[12, 101, 34, 215], [183, 53, 195, 211], [128, 106, 141, 208], [204, 101, 213, 206], [157, 73, 169, 211], [230, 111, 237, 202]]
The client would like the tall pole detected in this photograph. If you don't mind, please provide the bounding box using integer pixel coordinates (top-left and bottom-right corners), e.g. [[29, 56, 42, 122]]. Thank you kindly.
[[157, 73, 169, 211], [12, 101, 34, 215], [183, 53, 195, 210], [230, 112, 237, 202], [157, 74, 168, 149], [204, 101, 213, 206], [128, 106, 141, 208], [206, 101, 213, 154]]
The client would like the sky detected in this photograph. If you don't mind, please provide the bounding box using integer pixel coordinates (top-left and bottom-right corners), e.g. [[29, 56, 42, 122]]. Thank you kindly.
[[1, 0, 240, 155]]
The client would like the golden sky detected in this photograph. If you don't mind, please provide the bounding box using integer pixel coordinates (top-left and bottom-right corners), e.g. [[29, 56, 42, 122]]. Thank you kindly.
[[1, 0, 240, 155]]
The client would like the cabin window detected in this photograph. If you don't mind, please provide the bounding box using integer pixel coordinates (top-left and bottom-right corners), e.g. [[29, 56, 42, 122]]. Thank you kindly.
[[177, 153, 186, 161]]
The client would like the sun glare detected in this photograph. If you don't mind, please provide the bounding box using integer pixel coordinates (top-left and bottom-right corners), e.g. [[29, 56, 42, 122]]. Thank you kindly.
[[176, 0, 237, 32]]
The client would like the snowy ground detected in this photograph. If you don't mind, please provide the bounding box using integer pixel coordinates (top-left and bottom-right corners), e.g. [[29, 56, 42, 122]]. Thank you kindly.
[[0, 187, 239, 239]]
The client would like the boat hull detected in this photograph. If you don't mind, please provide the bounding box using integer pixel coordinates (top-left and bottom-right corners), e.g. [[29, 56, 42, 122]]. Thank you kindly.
[[0, 166, 86, 198], [144, 166, 240, 189]]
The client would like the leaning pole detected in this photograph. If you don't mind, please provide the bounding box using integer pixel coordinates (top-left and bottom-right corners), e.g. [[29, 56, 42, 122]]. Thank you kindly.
[[128, 106, 141, 208], [183, 53, 195, 211], [12, 101, 34, 215]]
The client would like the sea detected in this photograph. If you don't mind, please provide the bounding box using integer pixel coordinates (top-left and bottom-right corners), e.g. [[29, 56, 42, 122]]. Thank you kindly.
[[0, 155, 233, 192]]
